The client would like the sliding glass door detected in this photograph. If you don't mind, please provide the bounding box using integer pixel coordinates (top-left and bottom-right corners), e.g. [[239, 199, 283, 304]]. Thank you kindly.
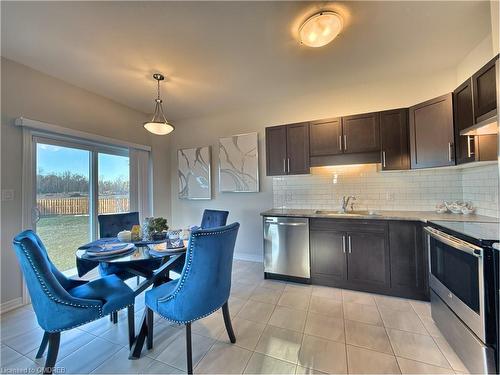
[[33, 137, 130, 272]]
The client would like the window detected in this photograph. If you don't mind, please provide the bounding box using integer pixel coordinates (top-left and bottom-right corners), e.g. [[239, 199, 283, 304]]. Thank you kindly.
[[34, 138, 130, 272]]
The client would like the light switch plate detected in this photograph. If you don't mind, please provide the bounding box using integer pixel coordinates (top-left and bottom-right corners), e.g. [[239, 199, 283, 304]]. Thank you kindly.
[[1, 189, 14, 201]]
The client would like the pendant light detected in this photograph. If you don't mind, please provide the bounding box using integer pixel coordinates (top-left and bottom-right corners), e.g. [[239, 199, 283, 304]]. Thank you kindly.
[[143, 73, 175, 135]]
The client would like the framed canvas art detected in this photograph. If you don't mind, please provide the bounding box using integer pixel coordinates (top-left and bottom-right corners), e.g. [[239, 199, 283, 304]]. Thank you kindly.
[[219, 132, 259, 192], [178, 146, 211, 200]]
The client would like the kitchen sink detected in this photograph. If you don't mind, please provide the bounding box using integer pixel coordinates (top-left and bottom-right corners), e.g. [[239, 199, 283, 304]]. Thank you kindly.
[[314, 210, 378, 216]]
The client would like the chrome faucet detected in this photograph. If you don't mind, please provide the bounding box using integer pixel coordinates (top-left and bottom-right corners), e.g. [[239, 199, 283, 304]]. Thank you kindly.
[[341, 195, 356, 213]]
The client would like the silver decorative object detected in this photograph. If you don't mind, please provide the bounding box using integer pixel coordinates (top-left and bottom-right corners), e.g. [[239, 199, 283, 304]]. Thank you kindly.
[[219, 132, 259, 192], [178, 146, 211, 200]]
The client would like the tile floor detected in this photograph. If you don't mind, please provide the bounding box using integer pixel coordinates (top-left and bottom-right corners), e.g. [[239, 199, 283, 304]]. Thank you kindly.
[[0, 260, 468, 374]]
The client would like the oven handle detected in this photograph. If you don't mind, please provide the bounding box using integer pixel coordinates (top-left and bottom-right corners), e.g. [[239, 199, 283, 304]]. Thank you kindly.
[[424, 226, 483, 257]]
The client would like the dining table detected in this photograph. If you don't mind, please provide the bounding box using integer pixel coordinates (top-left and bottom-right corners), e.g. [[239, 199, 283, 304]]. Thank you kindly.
[[75, 237, 187, 358]]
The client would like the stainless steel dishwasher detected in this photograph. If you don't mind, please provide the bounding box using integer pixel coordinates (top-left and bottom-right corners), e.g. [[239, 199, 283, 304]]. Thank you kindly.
[[263, 216, 310, 279]]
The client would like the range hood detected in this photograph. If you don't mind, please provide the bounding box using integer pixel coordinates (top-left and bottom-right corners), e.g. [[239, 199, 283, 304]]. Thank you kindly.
[[460, 113, 498, 136]]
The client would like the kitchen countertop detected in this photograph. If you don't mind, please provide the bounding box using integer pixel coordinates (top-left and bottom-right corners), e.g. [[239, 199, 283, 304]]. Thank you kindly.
[[260, 208, 499, 223]]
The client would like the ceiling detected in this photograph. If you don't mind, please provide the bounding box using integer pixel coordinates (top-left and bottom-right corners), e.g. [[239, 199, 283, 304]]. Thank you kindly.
[[1, 1, 492, 121]]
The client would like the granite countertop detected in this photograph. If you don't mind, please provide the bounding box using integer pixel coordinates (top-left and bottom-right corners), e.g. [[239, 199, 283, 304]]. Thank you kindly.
[[260, 208, 499, 223]]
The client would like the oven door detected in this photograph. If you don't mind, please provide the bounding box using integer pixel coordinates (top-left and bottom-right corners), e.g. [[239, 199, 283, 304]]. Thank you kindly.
[[425, 226, 485, 342]]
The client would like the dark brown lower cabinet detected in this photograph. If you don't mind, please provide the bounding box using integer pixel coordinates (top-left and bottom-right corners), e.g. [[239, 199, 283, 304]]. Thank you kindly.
[[389, 221, 427, 299], [310, 218, 428, 300], [347, 231, 390, 289], [310, 229, 347, 283]]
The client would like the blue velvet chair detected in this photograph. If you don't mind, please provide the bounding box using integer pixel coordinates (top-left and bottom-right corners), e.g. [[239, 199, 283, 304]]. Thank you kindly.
[[200, 209, 229, 229], [12, 230, 136, 373], [142, 222, 239, 374], [170, 209, 229, 277], [97, 212, 140, 281]]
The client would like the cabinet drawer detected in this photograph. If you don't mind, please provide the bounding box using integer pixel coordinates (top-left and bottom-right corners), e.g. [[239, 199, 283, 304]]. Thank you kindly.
[[310, 218, 387, 233]]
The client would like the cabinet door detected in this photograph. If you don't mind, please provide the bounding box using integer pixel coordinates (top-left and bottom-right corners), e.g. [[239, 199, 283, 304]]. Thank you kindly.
[[477, 135, 498, 161], [309, 118, 342, 156], [409, 93, 455, 169], [453, 80, 476, 164], [380, 109, 410, 170], [346, 231, 390, 288], [310, 229, 347, 283], [342, 112, 380, 154], [266, 126, 287, 176], [389, 222, 426, 294], [472, 55, 498, 122], [286, 123, 310, 175]]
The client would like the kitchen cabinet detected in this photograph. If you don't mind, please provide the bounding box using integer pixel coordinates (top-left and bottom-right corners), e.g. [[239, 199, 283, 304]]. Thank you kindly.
[[309, 118, 342, 156], [342, 112, 380, 153], [266, 122, 309, 176], [453, 59, 498, 165], [472, 55, 498, 123], [309, 218, 427, 299], [310, 229, 346, 283], [389, 221, 427, 298], [308, 113, 381, 166], [347, 229, 390, 288], [409, 93, 455, 169], [265, 126, 287, 176], [453, 80, 476, 164], [380, 109, 410, 170], [310, 219, 390, 292]]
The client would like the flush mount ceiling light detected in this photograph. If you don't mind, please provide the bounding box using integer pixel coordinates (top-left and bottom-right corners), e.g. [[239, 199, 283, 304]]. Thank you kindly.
[[299, 11, 343, 48], [143, 73, 175, 135]]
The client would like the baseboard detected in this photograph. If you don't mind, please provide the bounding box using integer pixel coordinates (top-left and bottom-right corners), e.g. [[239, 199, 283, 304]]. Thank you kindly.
[[0, 297, 23, 314], [234, 252, 263, 263]]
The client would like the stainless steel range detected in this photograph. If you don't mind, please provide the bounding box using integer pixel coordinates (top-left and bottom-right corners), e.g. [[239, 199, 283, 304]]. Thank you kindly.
[[425, 221, 499, 374]]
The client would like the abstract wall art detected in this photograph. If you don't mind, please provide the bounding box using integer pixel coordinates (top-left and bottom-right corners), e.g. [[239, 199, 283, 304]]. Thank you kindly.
[[219, 132, 259, 192], [178, 146, 211, 200]]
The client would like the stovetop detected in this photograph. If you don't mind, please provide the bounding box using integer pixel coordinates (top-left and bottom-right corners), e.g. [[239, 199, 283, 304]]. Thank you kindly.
[[430, 220, 499, 247]]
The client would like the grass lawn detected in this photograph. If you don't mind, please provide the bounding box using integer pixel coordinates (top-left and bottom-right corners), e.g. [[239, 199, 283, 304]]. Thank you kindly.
[[37, 215, 90, 272]]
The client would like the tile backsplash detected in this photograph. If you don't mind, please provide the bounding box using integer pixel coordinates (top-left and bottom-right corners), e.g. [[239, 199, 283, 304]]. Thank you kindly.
[[273, 163, 499, 218]]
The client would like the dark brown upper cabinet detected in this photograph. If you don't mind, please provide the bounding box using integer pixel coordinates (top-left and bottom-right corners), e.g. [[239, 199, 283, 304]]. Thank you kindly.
[[472, 55, 498, 123], [341, 112, 380, 153], [265, 126, 287, 176], [380, 109, 410, 170], [453, 57, 498, 164], [309, 118, 342, 157], [409, 93, 455, 169], [265, 122, 309, 176], [453, 79, 476, 164]]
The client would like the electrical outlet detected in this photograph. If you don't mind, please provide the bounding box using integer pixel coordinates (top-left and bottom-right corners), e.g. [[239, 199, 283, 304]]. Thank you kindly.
[[1, 189, 14, 201], [385, 192, 395, 201], [286, 192, 293, 202]]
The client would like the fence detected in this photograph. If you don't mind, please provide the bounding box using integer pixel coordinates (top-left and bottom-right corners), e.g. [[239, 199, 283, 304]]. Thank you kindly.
[[37, 197, 129, 216]]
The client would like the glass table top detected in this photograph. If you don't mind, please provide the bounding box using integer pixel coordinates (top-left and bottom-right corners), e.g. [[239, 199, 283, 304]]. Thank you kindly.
[[76, 241, 187, 263]]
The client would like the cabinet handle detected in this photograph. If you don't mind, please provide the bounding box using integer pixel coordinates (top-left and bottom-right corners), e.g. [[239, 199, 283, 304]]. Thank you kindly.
[[467, 136, 474, 158], [283, 159, 286, 174], [287, 158, 290, 173], [382, 151, 386, 168], [448, 142, 453, 162], [342, 235, 346, 253], [344, 135, 347, 151], [339, 135, 343, 151], [348, 235, 352, 253]]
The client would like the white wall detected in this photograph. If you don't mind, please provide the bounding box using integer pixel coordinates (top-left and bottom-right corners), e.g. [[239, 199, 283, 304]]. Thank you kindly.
[[0, 58, 171, 305]]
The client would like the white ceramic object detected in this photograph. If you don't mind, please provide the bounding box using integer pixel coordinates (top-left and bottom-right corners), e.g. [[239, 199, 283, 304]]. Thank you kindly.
[[461, 206, 475, 215], [117, 230, 132, 242]]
